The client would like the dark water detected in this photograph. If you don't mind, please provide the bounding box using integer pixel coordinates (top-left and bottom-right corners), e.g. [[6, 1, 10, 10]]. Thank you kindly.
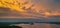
[[0, 18, 60, 28], [0, 22, 60, 28]]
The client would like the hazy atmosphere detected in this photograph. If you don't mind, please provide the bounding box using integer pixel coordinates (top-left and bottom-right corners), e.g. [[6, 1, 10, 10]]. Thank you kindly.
[[0, 0, 60, 28], [0, 0, 60, 18]]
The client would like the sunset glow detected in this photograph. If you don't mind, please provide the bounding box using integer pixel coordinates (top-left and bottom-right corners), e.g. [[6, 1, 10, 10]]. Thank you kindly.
[[0, 0, 60, 18]]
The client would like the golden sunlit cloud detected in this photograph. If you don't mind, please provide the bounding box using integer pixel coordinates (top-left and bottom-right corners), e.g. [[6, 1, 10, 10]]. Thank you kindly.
[[0, 0, 27, 13], [0, 0, 60, 18]]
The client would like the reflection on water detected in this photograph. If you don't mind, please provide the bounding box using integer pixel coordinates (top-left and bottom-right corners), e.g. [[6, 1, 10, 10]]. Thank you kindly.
[[0, 23, 60, 28], [14, 23, 60, 28], [0, 22, 60, 28]]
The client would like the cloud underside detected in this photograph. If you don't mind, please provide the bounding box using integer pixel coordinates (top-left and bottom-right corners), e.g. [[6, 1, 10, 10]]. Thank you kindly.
[[0, 7, 43, 18]]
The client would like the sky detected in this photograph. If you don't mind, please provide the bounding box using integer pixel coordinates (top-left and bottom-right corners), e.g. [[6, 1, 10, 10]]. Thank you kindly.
[[0, 0, 60, 18]]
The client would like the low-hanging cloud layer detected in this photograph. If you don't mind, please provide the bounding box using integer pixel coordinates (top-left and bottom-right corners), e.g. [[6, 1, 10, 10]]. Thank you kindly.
[[0, 0, 60, 18]]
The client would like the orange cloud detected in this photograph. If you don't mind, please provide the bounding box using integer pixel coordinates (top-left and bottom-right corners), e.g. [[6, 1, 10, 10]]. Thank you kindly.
[[0, 0, 60, 18]]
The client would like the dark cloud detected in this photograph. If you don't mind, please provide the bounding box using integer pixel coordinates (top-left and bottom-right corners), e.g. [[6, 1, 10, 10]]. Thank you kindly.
[[0, 7, 11, 16], [0, 7, 41, 18], [0, 7, 21, 17]]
